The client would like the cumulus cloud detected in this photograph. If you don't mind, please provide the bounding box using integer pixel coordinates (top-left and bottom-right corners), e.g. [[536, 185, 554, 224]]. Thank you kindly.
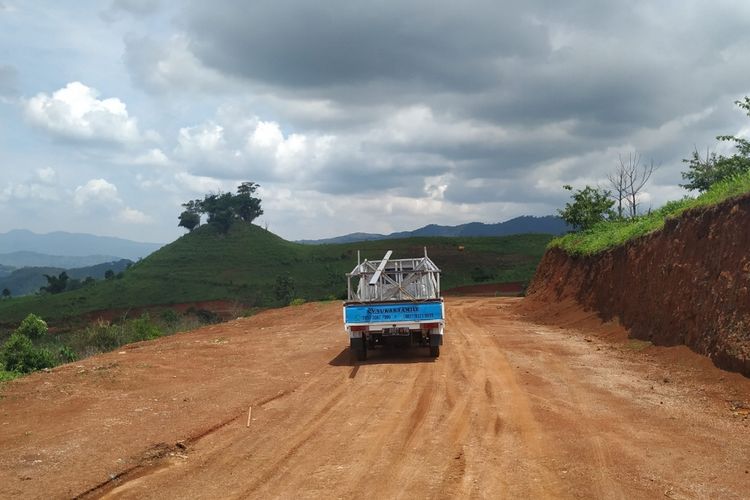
[[118, 0, 745, 226], [101, 0, 161, 21], [35, 167, 57, 185], [8, 1, 750, 241], [132, 148, 170, 166], [73, 178, 121, 207], [0, 167, 60, 203], [25, 82, 157, 144], [173, 109, 335, 183], [124, 34, 239, 94], [72, 178, 152, 224], [117, 206, 151, 223]]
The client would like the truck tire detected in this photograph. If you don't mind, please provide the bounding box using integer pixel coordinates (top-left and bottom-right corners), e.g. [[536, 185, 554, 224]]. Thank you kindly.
[[356, 344, 367, 361], [357, 336, 368, 361], [429, 345, 440, 357]]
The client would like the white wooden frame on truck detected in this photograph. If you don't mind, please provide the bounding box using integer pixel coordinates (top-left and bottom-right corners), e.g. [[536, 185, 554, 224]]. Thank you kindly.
[[346, 248, 441, 303]]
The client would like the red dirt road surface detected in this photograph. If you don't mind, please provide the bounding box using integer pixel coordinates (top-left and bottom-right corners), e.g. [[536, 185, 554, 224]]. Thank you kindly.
[[2, 298, 750, 499]]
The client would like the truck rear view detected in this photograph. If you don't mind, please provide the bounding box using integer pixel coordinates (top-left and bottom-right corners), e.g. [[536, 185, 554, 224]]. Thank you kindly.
[[343, 249, 445, 360]]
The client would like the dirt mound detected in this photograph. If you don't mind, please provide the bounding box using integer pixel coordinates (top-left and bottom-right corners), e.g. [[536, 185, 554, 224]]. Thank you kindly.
[[526, 193, 750, 376]]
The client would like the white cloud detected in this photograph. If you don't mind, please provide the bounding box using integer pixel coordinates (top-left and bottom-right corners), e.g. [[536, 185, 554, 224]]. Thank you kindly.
[[125, 34, 239, 94], [73, 178, 121, 207], [0, 168, 60, 203], [36, 167, 57, 184], [177, 121, 226, 155], [102, 0, 161, 21], [73, 178, 152, 224], [174, 109, 335, 182], [117, 206, 151, 223], [174, 172, 230, 194], [25, 82, 156, 144], [132, 148, 170, 166]]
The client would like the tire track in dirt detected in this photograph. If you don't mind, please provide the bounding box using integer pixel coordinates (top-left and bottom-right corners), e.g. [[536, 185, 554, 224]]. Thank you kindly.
[[4, 298, 750, 499]]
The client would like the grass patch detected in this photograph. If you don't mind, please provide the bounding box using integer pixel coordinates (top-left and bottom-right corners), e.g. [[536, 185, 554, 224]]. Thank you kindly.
[[625, 339, 653, 351], [0, 369, 20, 382], [551, 170, 750, 255]]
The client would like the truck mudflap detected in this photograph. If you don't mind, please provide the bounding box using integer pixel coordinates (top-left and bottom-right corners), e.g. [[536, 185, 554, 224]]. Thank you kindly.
[[429, 333, 443, 346]]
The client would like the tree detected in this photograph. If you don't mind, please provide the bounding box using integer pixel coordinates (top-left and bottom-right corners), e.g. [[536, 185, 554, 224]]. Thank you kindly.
[[104, 270, 115, 280], [681, 97, 750, 192], [1, 288, 10, 299], [274, 274, 295, 304], [41, 271, 69, 294], [178, 199, 202, 232], [235, 182, 264, 223], [178, 210, 201, 232], [681, 148, 750, 192], [201, 192, 236, 233], [177, 182, 263, 234], [607, 152, 657, 219], [558, 185, 616, 232]]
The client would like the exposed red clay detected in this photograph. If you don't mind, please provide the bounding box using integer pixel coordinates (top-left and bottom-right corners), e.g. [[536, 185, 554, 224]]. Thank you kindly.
[[526, 193, 750, 376]]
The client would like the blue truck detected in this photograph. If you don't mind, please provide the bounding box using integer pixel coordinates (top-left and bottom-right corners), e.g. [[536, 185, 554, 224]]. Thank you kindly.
[[343, 249, 445, 360]]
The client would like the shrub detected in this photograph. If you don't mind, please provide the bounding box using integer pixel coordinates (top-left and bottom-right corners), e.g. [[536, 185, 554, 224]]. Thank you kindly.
[[159, 309, 180, 326], [187, 307, 220, 324], [129, 314, 162, 341], [290, 298, 306, 306], [16, 313, 48, 340], [82, 320, 124, 352], [58, 345, 78, 363], [1, 332, 54, 373]]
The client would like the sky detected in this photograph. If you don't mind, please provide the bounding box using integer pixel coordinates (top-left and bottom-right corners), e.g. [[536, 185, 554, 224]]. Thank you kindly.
[[1, 1, 750, 244]]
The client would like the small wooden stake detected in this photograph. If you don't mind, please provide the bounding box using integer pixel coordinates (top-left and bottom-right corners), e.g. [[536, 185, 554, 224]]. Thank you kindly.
[[246, 406, 252, 427]]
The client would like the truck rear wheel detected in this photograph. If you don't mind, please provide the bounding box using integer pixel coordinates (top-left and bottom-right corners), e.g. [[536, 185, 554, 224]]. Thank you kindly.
[[429, 345, 440, 357], [356, 345, 367, 361], [357, 335, 368, 361]]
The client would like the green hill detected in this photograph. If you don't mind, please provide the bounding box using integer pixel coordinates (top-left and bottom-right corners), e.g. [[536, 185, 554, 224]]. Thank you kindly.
[[0, 223, 551, 325]]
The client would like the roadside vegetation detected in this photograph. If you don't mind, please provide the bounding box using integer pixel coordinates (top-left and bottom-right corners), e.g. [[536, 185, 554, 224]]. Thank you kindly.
[[0, 309, 225, 381], [554, 97, 750, 255]]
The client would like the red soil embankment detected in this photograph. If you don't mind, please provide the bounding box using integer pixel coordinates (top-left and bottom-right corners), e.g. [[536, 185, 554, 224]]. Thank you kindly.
[[525, 194, 750, 376]]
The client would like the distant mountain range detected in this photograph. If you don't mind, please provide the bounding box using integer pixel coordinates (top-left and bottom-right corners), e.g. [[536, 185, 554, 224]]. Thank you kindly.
[[0, 251, 125, 269], [0, 259, 133, 297], [297, 216, 569, 245], [0, 229, 163, 261]]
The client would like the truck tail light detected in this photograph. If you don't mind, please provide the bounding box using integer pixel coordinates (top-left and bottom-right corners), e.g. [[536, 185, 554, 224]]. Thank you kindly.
[[350, 325, 368, 331], [421, 323, 439, 329]]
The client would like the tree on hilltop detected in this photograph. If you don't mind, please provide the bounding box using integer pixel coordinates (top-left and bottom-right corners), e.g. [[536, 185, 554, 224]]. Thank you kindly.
[[178, 182, 264, 234], [178, 200, 202, 232]]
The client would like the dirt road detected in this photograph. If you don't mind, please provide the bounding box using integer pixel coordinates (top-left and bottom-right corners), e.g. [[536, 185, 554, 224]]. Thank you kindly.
[[1, 297, 749, 499]]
